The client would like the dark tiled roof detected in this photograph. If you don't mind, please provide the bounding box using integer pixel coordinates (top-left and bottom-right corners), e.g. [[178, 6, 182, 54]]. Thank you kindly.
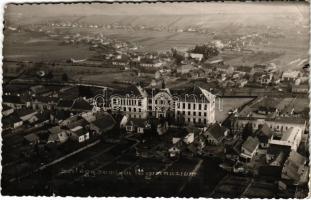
[[59, 86, 80, 100], [287, 151, 306, 165], [71, 126, 88, 137], [126, 118, 149, 128], [170, 86, 210, 103], [34, 96, 58, 103], [242, 136, 259, 153], [112, 85, 144, 97], [269, 117, 306, 124], [205, 123, 227, 141], [34, 111, 50, 123], [67, 118, 89, 130], [53, 110, 71, 120], [2, 114, 22, 124], [71, 98, 93, 111], [282, 151, 307, 182], [15, 108, 37, 117], [57, 100, 74, 108], [92, 113, 116, 132], [257, 123, 273, 137]]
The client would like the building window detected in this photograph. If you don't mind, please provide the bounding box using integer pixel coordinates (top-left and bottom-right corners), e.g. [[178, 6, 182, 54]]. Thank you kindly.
[[204, 119, 207, 124], [193, 118, 196, 123], [124, 107, 126, 111], [182, 111, 185, 115], [199, 112, 201, 116], [183, 103, 185, 109], [204, 104, 208, 110], [188, 104, 191, 109], [193, 112, 196, 116], [129, 107, 132, 112], [188, 111, 191, 115], [193, 104, 196, 110], [134, 108, 137, 112], [204, 112, 207, 117], [138, 100, 142, 106], [199, 104, 202, 110]]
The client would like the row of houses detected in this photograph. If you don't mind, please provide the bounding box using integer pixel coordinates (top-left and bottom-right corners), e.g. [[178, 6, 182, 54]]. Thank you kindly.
[[45, 111, 116, 144]]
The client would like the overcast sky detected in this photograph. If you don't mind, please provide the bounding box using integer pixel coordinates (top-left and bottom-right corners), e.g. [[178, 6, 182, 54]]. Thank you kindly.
[[5, 2, 309, 17]]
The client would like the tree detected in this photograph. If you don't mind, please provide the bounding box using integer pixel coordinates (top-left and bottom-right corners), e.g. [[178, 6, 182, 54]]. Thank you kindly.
[[301, 107, 309, 119], [171, 48, 184, 65], [242, 123, 253, 140], [191, 44, 219, 60]]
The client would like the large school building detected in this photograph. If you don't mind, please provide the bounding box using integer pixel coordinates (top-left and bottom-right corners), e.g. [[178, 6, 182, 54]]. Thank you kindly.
[[108, 85, 216, 126]]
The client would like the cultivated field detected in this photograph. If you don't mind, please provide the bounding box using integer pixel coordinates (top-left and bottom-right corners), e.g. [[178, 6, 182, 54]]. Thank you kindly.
[[3, 32, 96, 62]]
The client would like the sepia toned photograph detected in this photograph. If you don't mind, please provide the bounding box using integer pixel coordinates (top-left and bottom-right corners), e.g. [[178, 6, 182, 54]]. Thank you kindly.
[[1, 1, 310, 198]]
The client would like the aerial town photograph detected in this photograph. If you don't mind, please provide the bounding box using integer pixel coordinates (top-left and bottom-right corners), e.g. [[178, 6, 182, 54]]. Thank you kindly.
[[1, 1, 310, 198]]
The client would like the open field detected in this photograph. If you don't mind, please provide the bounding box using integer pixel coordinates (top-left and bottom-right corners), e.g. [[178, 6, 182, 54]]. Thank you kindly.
[[3, 32, 96, 62], [215, 97, 253, 122], [4, 26, 308, 72]]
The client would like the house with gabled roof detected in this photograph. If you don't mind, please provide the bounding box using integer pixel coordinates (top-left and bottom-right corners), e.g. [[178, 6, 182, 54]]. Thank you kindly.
[[240, 136, 259, 162], [281, 151, 309, 185], [2, 104, 14, 117], [90, 112, 116, 135], [71, 98, 93, 112], [16, 108, 38, 122], [203, 123, 228, 145], [48, 126, 68, 144], [69, 126, 90, 143], [2, 114, 23, 130]]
